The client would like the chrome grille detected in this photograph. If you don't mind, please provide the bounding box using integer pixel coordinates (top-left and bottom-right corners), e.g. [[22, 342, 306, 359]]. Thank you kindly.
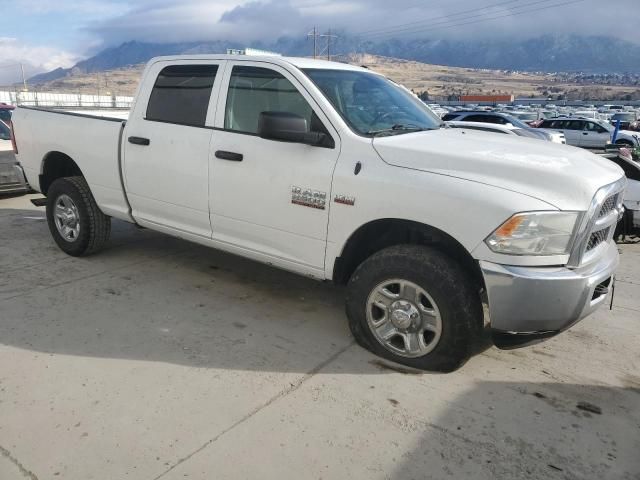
[[598, 194, 618, 218], [568, 178, 626, 267], [586, 227, 610, 251]]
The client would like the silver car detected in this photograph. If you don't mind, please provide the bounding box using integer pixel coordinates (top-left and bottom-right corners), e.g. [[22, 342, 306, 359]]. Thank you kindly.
[[537, 118, 640, 148], [441, 111, 564, 143]]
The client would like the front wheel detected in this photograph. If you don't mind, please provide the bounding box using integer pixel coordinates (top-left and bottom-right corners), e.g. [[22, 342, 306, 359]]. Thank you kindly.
[[346, 245, 482, 372], [46, 176, 111, 256]]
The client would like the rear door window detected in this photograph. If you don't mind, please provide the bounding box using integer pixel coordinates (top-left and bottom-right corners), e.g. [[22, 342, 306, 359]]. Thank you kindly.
[[146, 64, 218, 127]]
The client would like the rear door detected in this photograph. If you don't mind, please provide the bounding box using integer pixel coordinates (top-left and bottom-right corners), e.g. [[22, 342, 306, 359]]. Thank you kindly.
[[123, 60, 225, 237], [550, 120, 583, 146], [208, 61, 341, 275]]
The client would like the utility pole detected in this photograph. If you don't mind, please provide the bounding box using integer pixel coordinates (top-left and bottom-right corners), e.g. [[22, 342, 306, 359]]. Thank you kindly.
[[20, 63, 27, 91], [307, 27, 319, 59], [321, 30, 338, 61]]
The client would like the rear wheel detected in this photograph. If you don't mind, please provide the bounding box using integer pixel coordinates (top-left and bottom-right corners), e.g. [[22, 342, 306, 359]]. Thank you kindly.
[[46, 176, 111, 256], [346, 245, 482, 372]]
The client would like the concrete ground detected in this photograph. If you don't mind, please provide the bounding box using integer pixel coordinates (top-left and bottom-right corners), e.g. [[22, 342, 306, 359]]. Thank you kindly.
[[1, 193, 639, 480]]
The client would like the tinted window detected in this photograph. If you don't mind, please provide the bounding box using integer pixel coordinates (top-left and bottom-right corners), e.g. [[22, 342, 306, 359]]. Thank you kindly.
[[566, 120, 586, 130], [146, 64, 218, 126], [464, 114, 507, 125], [585, 122, 607, 133], [442, 113, 460, 121], [0, 110, 11, 123], [0, 121, 10, 140]]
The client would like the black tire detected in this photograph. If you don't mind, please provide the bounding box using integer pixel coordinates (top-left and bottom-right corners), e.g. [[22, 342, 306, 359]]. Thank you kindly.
[[614, 208, 632, 240], [346, 245, 482, 372], [46, 176, 111, 256]]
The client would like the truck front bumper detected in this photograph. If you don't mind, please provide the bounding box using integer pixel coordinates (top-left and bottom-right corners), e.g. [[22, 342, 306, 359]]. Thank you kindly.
[[480, 241, 619, 349]]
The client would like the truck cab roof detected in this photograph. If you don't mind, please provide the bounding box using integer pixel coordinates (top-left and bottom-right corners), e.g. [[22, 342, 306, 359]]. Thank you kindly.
[[146, 54, 370, 73]]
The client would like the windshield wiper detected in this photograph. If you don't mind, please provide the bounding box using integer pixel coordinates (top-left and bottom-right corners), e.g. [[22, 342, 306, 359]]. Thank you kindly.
[[367, 124, 429, 137]]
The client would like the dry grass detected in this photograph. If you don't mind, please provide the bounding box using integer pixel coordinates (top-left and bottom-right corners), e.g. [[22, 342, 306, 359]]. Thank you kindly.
[[24, 54, 640, 101]]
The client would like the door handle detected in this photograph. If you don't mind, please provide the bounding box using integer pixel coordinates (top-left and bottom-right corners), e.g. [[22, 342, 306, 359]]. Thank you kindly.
[[128, 136, 150, 146], [582, 132, 589, 135], [215, 150, 243, 162]]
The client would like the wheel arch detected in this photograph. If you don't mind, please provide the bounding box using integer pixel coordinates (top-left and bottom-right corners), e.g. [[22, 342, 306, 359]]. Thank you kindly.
[[40, 151, 84, 195], [332, 218, 485, 291]]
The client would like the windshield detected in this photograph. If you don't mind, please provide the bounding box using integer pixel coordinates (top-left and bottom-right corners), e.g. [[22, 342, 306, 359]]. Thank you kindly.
[[303, 68, 442, 136], [501, 115, 531, 129], [512, 128, 543, 139]]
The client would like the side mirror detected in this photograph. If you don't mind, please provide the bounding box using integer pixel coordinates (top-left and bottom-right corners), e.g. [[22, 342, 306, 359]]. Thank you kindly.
[[258, 111, 327, 146]]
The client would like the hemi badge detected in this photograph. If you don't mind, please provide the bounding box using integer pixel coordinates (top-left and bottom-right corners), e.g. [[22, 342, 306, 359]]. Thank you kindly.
[[334, 194, 355, 206]]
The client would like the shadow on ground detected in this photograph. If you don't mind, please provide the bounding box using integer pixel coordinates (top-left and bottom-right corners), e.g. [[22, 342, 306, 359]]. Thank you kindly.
[[388, 381, 640, 480], [1, 208, 491, 375]]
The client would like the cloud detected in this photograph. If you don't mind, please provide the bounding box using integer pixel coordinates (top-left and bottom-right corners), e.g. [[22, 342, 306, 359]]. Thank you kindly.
[[12, 0, 128, 16], [0, 38, 79, 85], [84, 0, 640, 47]]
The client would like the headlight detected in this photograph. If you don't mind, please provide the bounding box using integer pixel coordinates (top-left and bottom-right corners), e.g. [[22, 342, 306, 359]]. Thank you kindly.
[[485, 211, 579, 256]]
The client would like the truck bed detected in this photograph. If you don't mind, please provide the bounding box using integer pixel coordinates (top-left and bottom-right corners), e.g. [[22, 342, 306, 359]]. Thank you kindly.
[[13, 107, 133, 221]]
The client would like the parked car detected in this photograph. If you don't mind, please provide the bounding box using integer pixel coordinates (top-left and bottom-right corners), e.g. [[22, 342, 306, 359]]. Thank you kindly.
[[610, 112, 639, 131], [537, 117, 640, 148], [0, 120, 28, 194], [445, 121, 566, 143], [12, 55, 625, 371], [442, 111, 565, 143], [598, 147, 640, 236]]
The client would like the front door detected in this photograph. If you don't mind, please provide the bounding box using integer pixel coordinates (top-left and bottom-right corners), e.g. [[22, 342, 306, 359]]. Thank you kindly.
[[123, 61, 225, 237], [209, 62, 340, 275], [582, 121, 610, 148]]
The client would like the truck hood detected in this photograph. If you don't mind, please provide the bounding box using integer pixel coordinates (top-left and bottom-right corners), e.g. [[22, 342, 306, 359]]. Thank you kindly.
[[373, 128, 624, 210]]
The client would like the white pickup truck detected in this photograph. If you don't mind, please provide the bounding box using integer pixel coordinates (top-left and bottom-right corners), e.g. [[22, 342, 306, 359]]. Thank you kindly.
[[12, 55, 626, 371]]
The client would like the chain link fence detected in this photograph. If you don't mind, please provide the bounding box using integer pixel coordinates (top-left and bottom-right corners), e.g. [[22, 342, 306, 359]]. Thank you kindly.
[[0, 88, 133, 109]]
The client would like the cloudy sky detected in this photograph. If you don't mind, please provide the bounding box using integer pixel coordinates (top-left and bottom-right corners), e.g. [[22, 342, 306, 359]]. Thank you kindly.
[[1, 0, 639, 83]]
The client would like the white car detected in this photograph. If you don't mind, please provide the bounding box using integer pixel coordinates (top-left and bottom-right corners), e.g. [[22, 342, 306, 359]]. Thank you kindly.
[[445, 121, 566, 143], [537, 118, 640, 148], [11, 55, 625, 371]]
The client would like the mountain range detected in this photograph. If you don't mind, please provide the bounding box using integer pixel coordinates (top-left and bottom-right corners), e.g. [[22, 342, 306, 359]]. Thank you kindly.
[[29, 34, 640, 84]]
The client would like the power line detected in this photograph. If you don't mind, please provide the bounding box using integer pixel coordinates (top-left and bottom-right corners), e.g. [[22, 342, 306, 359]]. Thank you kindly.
[[307, 26, 320, 58], [361, 0, 586, 40], [320, 29, 338, 61], [357, 0, 526, 36]]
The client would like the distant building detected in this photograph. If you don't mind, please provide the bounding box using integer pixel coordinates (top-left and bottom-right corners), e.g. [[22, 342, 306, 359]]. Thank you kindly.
[[226, 48, 281, 57]]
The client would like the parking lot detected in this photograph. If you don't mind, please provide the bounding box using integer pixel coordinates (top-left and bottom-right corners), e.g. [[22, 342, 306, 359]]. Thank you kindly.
[[1, 193, 639, 480]]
